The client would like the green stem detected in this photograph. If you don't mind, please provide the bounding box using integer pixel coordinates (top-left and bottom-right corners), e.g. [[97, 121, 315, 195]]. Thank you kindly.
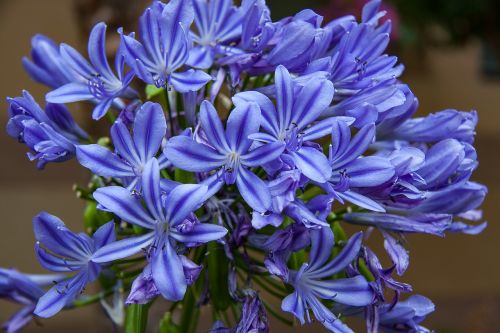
[[124, 303, 151, 333], [252, 275, 287, 298], [73, 288, 114, 307]]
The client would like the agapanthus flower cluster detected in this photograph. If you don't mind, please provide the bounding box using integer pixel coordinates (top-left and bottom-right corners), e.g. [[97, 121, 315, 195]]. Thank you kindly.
[[3, 0, 487, 332]]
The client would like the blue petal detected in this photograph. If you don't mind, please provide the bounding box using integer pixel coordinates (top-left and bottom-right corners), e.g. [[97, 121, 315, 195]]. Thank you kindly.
[[92, 232, 155, 263], [165, 184, 208, 226], [59, 43, 94, 78], [232, 91, 279, 137], [34, 271, 88, 318], [93, 186, 156, 229], [88, 23, 115, 81], [241, 142, 285, 167], [35, 243, 83, 272], [337, 191, 385, 212], [76, 145, 134, 178], [311, 275, 373, 306], [200, 100, 230, 154], [32, 212, 91, 260], [274, 65, 293, 132], [281, 292, 305, 325], [171, 223, 228, 243], [308, 227, 334, 271], [91, 98, 114, 120], [170, 70, 212, 93], [236, 167, 271, 213], [165, 135, 225, 172], [346, 156, 395, 187], [110, 120, 141, 166], [46, 83, 94, 104], [292, 79, 334, 130], [310, 232, 363, 278], [290, 147, 332, 183], [133, 102, 167, 162], [226, 102, 261, 153], [152, 241, 186, 301], [92, 221, 116, 249], [141, 158, 165, 221]]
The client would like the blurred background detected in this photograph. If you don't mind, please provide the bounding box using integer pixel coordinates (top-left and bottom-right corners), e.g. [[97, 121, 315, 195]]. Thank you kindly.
[[0, 0, 499, 332]]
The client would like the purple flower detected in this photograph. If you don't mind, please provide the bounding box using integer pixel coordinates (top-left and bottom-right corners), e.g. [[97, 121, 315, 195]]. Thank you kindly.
[[22, 35, 77, 89], [326, 118, 395, 211], [46, 23, 137, 120], [281, 228, 373, 333], [77, 102, 169, 190], [0, 269, 63, 333], [92, 158, 227, 301], [119, 0, 211, 91], [165, 100, 285, 212], [33, 214, 116, 317], [6, 91, 87, 169], [378, 295, 435, 333], [187, 0, 245, 69], [233, 65, 335, 183]]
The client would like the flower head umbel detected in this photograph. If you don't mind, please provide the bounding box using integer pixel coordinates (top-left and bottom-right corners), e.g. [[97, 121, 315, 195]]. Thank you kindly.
[[92, 158, 227, 301], [166, 100, 285, 212], [46, 23, 137, 120], [120, 0, 212, 91], [77, 102, 169, 190], [282, 228, 373, 332], [33, 213, 116, 317]]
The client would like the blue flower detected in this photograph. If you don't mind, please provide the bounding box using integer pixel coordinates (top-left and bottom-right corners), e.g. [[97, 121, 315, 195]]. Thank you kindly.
[[46, 22, 137, 120], [33, 214, 116, 318], [281, 228, 373, 333], [377, 295, 435, 333], [326, 119, 395, 212], [92, 158, 227, 301], [233, 65, 336, 183], [0, 269, 63, 333], [187, 0, 245, 69], [77, 102, 169, 190], [22, 35, 77, 89], [165, 100, 285, 212], [6, 91, 88, 169], [119, 0, 211, 92]]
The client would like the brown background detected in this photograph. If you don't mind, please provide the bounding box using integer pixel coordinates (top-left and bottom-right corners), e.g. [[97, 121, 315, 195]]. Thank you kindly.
[[0, 1, 499, 332]]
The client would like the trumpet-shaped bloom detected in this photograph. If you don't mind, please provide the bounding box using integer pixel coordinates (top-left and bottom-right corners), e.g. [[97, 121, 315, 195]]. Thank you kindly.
[[92, 158, 227, 301], [46, 23, 137, 120], [281, 228, 373, 333], [119, 0, 211, 92], [0, 269, 63, 333], [6, 91, 88, 169], [233, 65, 336, 183], [77, 102, 169, 189], [33, 214, 116, 318], [165, 100, 285, 212], [188, 0, 245, 68]]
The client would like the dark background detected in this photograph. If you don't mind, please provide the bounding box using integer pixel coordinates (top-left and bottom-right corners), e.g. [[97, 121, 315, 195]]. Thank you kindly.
[[0, 0, 499, 332]]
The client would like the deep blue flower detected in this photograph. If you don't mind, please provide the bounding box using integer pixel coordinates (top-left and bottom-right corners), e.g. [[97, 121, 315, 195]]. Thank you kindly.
[[119, 0, 211, 91], [92, 158, 227, 301], [233, 65, 336, 183], [377, 295, 435, 333], [281, 228, 373, 333], [33, 213, 116, 317], [46, 22, 137, 120], [22, 35, 77, 89], [0, 269, 63, 333], [165, 100, 285, 212], [187, 0, 245, 69], [6, 91, 88, 169], [77, 102, 169, 190], [326, 119, 395, 211]]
